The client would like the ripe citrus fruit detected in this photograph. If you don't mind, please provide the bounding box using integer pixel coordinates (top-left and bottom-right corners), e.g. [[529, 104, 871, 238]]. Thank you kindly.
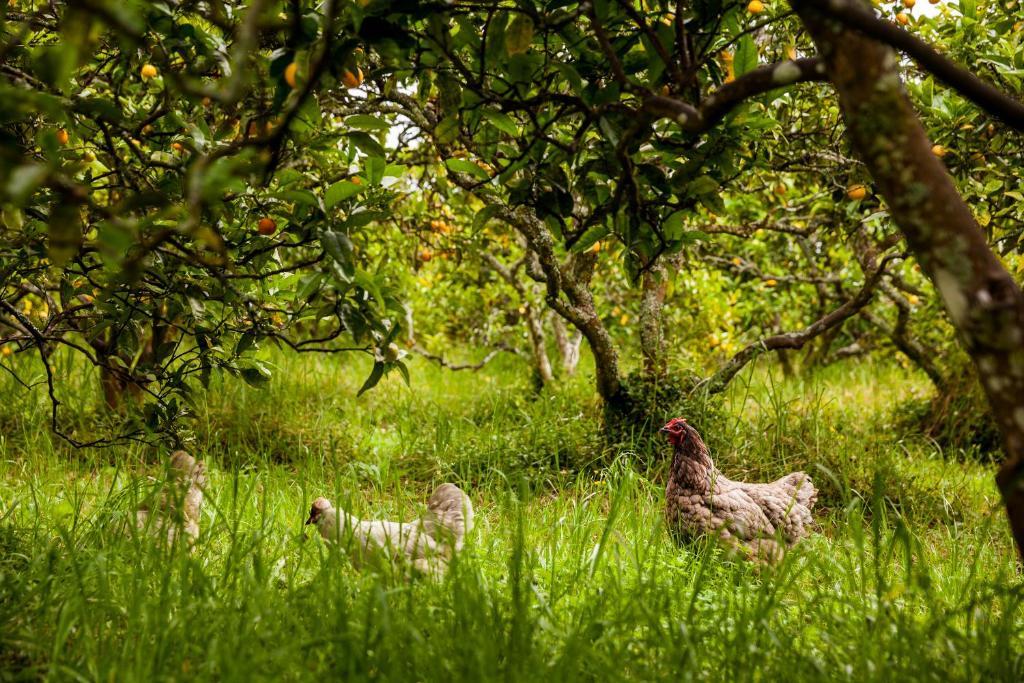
[[341, 68, 364, 88], [257, 218, 277, 235], [846, 184, 868, 200]]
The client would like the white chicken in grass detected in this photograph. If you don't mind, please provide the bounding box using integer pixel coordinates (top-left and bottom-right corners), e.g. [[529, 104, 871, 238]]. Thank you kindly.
[[135, 451, 207, 547], [305, 483, 474, 578]]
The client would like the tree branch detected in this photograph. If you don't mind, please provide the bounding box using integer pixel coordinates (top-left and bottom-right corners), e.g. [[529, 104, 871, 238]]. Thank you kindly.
[[642, 58, 828, 132], [812, 0, 1024, 131], [697, 253, 900, 395]]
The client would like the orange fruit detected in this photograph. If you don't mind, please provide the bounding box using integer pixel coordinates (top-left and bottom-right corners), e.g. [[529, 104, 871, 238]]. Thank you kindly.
[[171, 142, 184, 152], [341, 68, 364, 88], [350, 176, 362, 185], [846, 184, 868, 200], [140, 64, 159, 79], [747, 0, 764, 13], [419, 248, 433, 262], [284, 62, 299, 88], [931, 144, 947, 157], [773, 183, 786, 196], [56, 128, 69, 145], [896, 12, 909, 24], [904, 0, 915, 7], [257, 217, 277, 235]]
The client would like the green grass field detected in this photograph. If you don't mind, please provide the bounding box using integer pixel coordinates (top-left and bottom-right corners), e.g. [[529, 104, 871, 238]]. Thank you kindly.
[[1, 351, 1021, 681]]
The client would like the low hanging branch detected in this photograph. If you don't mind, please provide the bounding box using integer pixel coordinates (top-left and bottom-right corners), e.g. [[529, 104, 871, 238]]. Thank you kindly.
[[411, 343, 518, 372], [695, 252, 901, 395]]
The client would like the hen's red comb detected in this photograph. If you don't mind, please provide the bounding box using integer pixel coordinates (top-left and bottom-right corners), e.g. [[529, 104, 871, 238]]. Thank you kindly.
[[660, 417, 688, 432]]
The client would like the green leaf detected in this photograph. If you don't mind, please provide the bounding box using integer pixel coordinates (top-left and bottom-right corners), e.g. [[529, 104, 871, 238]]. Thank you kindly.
[[345, 114, 390, 131], [7, 164, 48, 202], [571, 224, 610, 253], [482, 109, 518, 136], [435, 116, 460, 144], [48, 200, 83, 267], [394, 360, 410, 386], [734, 36, 758, 77], [662, 211, 686, 240], [234, 330, 258, 357], [325, 180, 364, 208], [684, 176, 719, 195], [365, 156, 386, 185], [322, 230, 355, 274], [506, 15, 534, 56], [291, 96, 322, 135], [344, 210, 386, 229], [473, 204, 503, 232], [239, 362, 272, 387], [446, 158, 489, 180], [347, 131, 386, 158], [357, 361, 386, 396]]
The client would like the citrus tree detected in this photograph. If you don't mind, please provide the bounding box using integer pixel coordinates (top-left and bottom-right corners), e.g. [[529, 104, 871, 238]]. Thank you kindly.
[[0, 0, 409, 445]]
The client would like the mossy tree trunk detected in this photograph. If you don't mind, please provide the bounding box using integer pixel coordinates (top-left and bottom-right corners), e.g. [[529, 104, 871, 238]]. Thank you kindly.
[[793, 0, 1024, 559], [639, 264, 669, 381]]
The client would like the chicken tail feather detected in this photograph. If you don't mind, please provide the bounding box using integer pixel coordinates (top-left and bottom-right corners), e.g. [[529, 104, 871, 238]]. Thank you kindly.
[[423, 483, 474, 553]]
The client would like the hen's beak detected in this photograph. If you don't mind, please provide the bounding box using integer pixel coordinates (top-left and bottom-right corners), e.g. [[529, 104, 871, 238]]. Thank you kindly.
[[658, 425, 670, 433], [304, 512, 316, 526]]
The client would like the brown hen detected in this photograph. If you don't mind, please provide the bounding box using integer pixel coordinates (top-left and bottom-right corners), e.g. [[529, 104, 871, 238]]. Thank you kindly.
[[662, 418, 816, 561]]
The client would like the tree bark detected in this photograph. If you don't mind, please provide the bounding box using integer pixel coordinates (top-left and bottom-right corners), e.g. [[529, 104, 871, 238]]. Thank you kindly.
[[550, 313, 582, 376], [481, 252, 554, 386], [793, 0, 1024, 559], [493, 204, 626, 406], [639, 264, 669, 380]]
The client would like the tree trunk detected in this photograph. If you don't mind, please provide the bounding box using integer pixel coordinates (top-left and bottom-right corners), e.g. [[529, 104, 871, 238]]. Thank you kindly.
[[523, 304, 555, 387], [480, 251, 554, 387], [639, 265, 669, 380], [794, 0, 1024, 559], [550, 313, 582, 376], [860, 309, 947, 393]]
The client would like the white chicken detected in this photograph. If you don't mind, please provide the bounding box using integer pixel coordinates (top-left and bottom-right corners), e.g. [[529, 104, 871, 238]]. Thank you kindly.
[[135, 450, 207, 547], [305, 483, 474, 578]]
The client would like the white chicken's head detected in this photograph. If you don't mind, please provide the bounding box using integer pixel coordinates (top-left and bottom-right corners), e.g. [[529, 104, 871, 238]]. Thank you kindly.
[[659, 417, 693, 448], [305, 497, 333, 526]]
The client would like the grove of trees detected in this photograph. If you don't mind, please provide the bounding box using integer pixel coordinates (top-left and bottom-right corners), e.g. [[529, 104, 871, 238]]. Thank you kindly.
[[2, 0, 1023, 554]]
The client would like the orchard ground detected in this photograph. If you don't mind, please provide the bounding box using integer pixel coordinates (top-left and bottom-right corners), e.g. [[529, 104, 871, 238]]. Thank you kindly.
[[0, 349, 1021, 681]]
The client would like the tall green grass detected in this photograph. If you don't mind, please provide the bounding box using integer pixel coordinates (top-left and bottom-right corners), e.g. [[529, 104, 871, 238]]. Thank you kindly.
[[0, 350, 1020, 680]]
